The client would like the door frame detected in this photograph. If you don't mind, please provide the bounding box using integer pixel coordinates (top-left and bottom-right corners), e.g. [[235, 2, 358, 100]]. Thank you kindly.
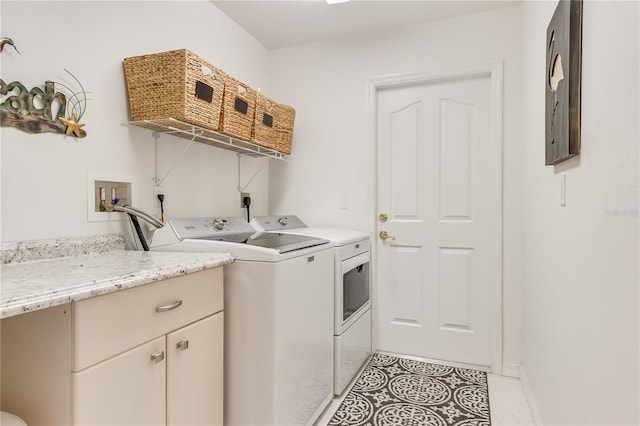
[[367, 60, 504, 375]]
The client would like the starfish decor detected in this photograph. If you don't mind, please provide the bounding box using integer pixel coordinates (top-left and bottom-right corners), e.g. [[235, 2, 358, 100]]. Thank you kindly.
[[58, 113, 85, 137]]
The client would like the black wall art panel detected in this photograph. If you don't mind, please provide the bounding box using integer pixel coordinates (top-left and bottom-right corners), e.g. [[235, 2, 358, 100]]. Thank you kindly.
[[545, 0, 583, 165]]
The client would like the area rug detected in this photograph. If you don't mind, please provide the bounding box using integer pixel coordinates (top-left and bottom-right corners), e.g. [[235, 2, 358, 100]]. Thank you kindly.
[[328, 353, 491, 426]]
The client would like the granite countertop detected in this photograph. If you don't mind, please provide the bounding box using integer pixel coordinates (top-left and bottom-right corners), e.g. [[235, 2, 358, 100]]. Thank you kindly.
[[1, 245, 233, 319]]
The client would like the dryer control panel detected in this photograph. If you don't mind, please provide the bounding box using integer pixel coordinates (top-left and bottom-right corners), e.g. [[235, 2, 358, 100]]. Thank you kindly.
[[252, 215, 307, 232]]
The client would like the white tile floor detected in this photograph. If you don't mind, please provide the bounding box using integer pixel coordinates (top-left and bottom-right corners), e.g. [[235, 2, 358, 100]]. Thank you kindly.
[[487, 374, 535, 426], [315, 363, 534, 426]]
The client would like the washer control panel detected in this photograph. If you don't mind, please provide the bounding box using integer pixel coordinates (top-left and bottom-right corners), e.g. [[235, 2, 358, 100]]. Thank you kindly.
[[169, 217, 255, 242]]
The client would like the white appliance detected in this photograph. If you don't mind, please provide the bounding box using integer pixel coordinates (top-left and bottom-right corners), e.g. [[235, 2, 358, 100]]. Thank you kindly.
[[149, 217, 334, 425], [252, 215, 371, 395]]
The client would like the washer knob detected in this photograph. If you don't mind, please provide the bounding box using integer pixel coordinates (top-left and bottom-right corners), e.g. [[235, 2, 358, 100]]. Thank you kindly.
[[212, 219, 225, 230], [278, 217, 288, 226]]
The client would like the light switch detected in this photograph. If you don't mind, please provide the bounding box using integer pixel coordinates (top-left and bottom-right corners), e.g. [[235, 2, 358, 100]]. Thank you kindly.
[[339, 195, 348, 210]]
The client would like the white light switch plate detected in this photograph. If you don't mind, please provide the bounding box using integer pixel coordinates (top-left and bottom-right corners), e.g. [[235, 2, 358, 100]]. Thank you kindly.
[[560, 173, 566, 207]]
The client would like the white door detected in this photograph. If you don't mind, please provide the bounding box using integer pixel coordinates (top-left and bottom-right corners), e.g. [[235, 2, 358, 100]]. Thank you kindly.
[[375, 70, 501, 368]]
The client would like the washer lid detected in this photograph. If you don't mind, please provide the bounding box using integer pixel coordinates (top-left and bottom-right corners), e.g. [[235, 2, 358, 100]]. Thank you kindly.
[[245, 233, 329, 253]]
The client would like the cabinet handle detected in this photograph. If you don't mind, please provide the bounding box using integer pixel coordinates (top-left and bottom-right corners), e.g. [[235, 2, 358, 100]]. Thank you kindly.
[[156, 300, 183, 313], [150, 351, 165, 363], [176, 340, 189, 351]]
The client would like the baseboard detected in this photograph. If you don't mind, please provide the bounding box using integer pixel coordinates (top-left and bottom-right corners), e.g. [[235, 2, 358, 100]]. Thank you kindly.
[[519, 365, 543, 426], [501, 362, 520, 378]]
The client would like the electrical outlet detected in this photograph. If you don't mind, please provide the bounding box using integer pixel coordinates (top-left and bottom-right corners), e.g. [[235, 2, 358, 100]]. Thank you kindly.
[[240, 192, 250, 208], [153, 186, 164, 208]]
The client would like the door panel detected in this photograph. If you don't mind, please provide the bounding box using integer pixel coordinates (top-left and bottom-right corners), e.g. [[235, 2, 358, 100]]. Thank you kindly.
[[73, 336, 166, 425], [440, 99, 473, 220], [167, 312, 223, 426], [391, 245, 422, 324], [390, 101, 420, 218], [439, 247, 473, 331], [376, 74, 500, 367]]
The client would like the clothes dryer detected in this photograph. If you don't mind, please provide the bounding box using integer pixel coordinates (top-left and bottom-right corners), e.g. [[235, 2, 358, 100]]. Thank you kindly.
[[252, 215, 372, 395]]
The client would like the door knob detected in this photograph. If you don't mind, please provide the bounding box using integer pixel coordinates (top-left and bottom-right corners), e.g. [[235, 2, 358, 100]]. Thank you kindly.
[[379, 231, 396, 241], [379, 213, 388, 222]]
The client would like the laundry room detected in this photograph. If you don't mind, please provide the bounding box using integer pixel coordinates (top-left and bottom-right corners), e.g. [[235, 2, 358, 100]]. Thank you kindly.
[[0, 1, 638, 426]]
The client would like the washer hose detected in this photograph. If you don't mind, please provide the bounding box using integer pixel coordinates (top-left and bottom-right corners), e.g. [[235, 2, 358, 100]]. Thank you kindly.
[[128, 213, 149, 251]]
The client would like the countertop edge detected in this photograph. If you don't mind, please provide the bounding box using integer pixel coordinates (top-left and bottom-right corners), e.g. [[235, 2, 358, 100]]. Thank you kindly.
[[1, 252, 234, 319]]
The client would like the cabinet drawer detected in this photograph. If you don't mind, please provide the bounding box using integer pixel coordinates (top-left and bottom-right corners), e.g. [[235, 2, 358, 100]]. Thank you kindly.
[[72, 267, 223, 371]]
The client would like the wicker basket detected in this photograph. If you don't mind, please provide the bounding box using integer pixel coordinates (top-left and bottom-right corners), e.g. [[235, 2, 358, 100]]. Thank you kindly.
[[251, 92, 278, 150], [250, 93, 295, 155], [274, 103, 295, 155], [123, 49, 225, 131], [218, 76, 256, 140]]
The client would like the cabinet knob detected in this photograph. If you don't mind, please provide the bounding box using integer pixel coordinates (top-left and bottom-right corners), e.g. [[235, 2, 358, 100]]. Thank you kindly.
[[150, 351, 165, 363], [176, 340, 190, 351]]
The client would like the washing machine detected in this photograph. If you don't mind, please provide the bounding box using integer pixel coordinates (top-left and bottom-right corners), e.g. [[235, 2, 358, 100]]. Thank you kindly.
[[149, 217, 334, 425], [252, 215, 372, 395]]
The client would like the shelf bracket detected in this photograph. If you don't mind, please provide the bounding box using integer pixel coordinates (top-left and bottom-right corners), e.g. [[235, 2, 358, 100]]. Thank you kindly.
[[153, 130, 199, 186], [237, 153, 269, 193]]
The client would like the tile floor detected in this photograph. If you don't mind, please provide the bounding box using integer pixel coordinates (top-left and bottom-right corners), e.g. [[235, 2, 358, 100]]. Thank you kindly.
[[315, 358, 534, 426]]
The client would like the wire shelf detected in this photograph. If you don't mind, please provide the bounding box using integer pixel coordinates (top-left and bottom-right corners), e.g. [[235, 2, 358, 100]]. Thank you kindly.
[[123, 118, 288, 160]]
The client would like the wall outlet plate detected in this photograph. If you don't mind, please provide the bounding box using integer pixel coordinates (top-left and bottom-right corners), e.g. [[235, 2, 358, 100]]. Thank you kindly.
[[153, 186, 164, 208], [240, 192, 250, 208]]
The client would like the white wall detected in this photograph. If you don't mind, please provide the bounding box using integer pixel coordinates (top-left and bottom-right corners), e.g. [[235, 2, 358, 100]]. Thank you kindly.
[[267, 6, 525, 371], [5, 4, 637, 422], [521, 1, 639, 424], [0, 1, 271, 243]]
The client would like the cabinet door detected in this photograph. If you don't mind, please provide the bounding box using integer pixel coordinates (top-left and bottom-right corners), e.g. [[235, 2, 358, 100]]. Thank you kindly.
[[73, 336, 166, 425], [167, 312, 224, 426]]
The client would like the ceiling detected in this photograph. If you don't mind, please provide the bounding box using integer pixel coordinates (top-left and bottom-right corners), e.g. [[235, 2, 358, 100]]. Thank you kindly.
[[212, 0, 520, 50]]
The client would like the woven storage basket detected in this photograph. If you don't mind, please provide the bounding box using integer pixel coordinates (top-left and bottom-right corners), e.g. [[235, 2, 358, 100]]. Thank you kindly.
[[250, 92, 278, 151], [218, 76, 256, 140], [274, 102, 295, 155], [123, 49, 225, 131]]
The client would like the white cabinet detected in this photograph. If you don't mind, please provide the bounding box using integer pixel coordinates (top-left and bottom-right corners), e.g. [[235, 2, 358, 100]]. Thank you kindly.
[[73, 312, 224, 425], [167, 313, 224, 425], [73, 336, 167, 425], [1, 267, 224, 426]]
